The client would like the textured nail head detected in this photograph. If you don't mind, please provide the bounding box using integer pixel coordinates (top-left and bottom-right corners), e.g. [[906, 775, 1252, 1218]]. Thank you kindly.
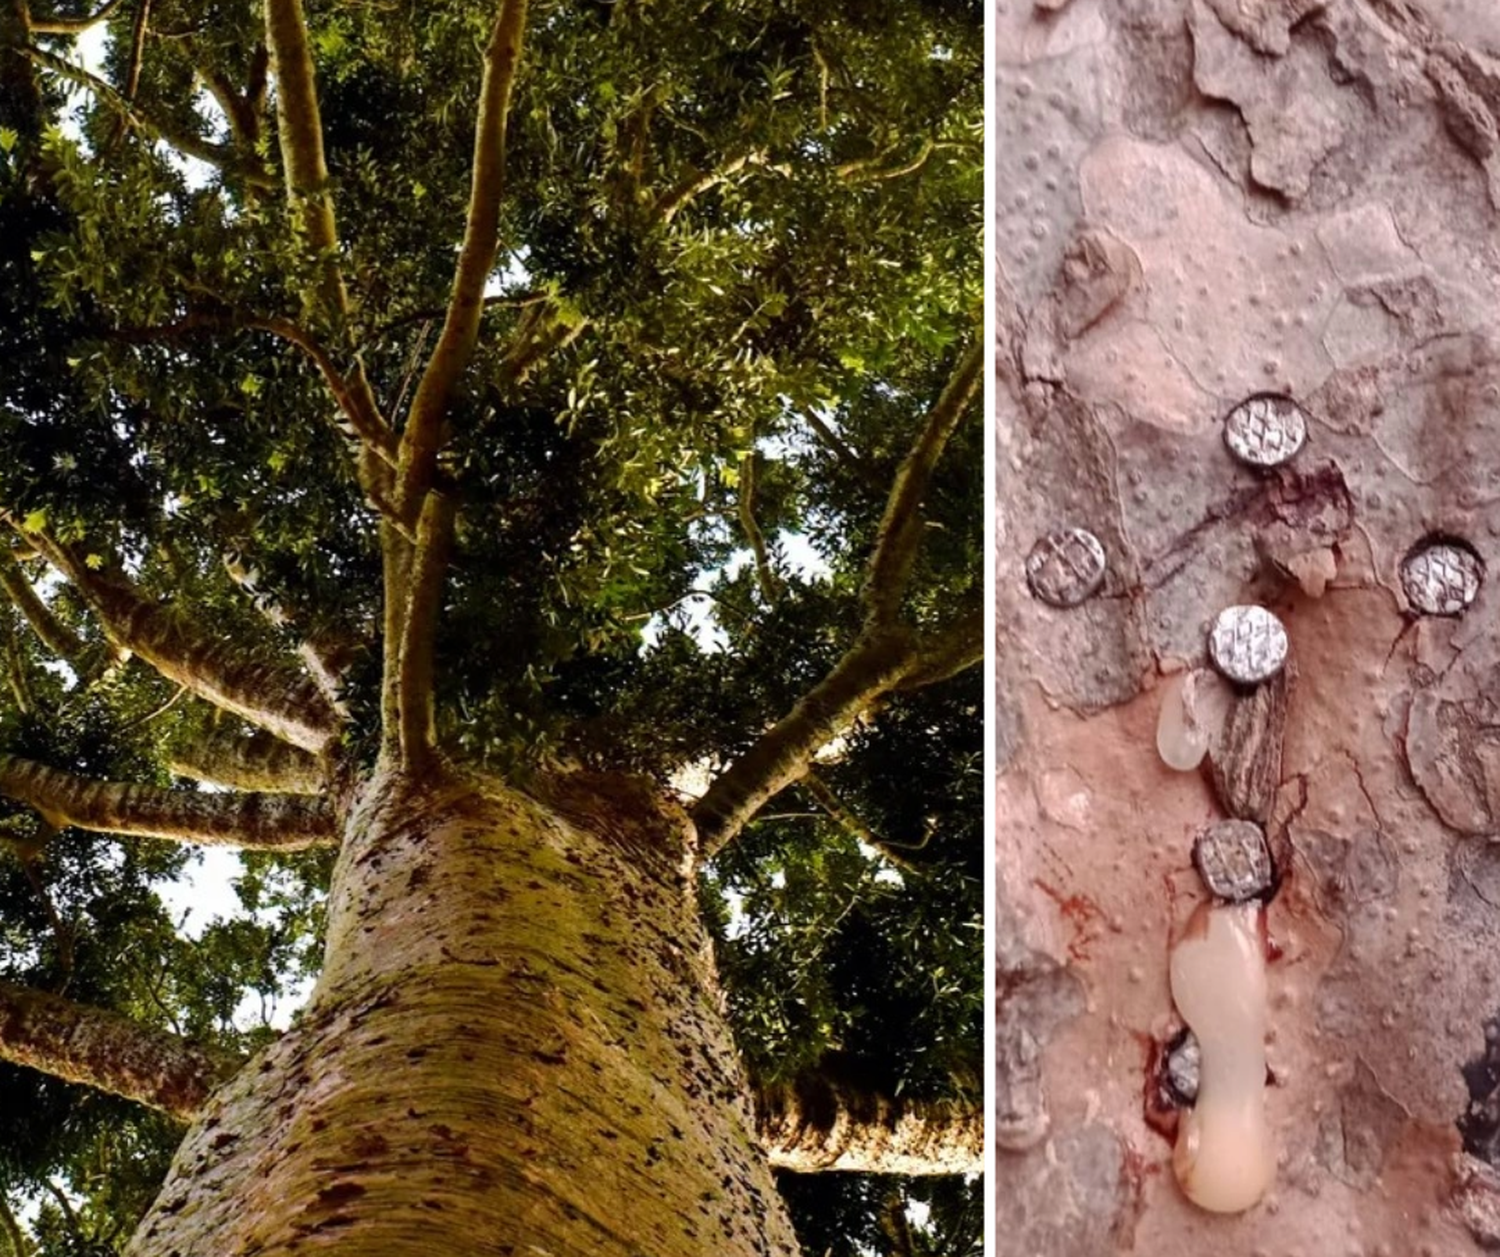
[[1401, 538, 1483, 616], [1165, 1029, 1202, 1106], [1223, 394, 1308, 469], [1025, 527, 1107, 608], [1208, 605, 1288, 685], [1193, 819, 1274, 903]]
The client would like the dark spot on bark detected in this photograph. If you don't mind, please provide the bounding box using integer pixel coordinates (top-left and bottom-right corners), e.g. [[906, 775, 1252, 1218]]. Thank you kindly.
[[1461, 1008, 1500, 1165], [349, 1131, 388, 1158], [311, 1117, 329, 1132], [210, 1132, 238, 1150], [316, 1182, 367, 1206]]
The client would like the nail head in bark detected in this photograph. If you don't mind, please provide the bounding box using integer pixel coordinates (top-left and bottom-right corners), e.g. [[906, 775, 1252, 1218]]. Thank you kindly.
[[1400, 538, 1483, 616], [1208, 605, 1288, 685], [1223, 394, 1308, 469], [1193, 818, 1274, 903], [1025, 526, 1107, 608], [1165, 1029, 1201, 1106]]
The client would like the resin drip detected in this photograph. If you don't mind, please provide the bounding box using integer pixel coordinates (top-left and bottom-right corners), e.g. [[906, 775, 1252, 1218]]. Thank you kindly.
[[1169, 901, 1274, 1214]]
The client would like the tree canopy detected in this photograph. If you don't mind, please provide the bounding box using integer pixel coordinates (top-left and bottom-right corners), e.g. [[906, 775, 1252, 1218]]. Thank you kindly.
[[0, 0, 982, 1250]]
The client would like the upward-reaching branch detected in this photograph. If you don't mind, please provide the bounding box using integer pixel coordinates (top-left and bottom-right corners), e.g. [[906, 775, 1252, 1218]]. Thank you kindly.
[[862, 338, 982, 627], [382, 0, 528, 772], [691, 339, 984, 858], [691, 627, 918, 861], [0, 754, 337, 849], [0, 979, 230, 1120], [264, 0, 347, 316], [395, 0, 528, 517]]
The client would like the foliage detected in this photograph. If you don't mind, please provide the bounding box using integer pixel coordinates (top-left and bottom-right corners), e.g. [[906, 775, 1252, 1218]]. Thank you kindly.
[[0, 0, 982, 1248]]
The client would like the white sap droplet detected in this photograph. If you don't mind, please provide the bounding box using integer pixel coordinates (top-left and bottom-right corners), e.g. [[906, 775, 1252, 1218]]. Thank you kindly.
[[1156, 672, 1208, 771], [1186, 668, 1233, 758], [1171, 902, 1275, 1214]]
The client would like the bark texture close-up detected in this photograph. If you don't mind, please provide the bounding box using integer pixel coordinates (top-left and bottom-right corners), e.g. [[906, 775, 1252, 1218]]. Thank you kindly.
[[999, 0, 1500, 1252]]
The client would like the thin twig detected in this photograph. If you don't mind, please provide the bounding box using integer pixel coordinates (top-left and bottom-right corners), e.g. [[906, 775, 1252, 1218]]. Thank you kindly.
[[738, 452, 780, 605]]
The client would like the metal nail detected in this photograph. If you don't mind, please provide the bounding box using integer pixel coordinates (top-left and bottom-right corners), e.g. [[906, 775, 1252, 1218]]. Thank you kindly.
[[1025, 527, 1107, 608]]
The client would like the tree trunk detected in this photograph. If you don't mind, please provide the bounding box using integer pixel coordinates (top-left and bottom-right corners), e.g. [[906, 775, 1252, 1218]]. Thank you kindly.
[[125, 768, 800, 1256], [1000, 0, 1500, 1253]]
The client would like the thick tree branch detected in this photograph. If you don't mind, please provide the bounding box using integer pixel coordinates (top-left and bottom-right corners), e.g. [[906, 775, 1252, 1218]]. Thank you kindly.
[[18, 532, 340, 752], [27, 0, 124, 35], [0, 979, 228, 1120], [862, 337, 982, 627], [898, 607, 983, 691], [691, 627, 918, 860], [396, 0, 528, 516], [0, 547, 81, 659], [755, 1074, 982, 1176], [0, 754, 336, 848], [21, 45, 275, 187], [167, 726, 325, 794], [264, 0, 346, 315]]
